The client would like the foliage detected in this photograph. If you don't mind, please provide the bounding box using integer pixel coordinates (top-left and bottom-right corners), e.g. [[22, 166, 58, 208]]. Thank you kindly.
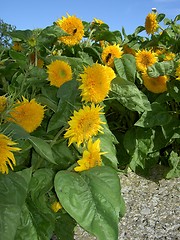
[[0, 19, 16, 47], [0, 13, 180, 240]]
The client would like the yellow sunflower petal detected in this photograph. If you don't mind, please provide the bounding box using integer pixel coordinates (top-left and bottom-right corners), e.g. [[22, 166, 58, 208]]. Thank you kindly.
[[136, 49, 157, 72], [101, 44, 123, 67], [51, 201, 62, 212], [145, 12, 158, 35], [79, 63, 116, 103], [142, 72, 168, 93], [0, 134, 20, 174], [56, 14, 84, 46], [47, 60, 72, 88], [74, 138, 103, 172], [64, 104, 105, 147], [9, 97, 45, 133]]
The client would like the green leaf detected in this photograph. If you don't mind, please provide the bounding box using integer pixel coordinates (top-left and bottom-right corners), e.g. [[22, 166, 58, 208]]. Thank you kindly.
[[98, 116, 118, 169], [48, 111, 66, 132], [166, 151, 180, 179], [29, 168, 54, 211], [15, 204, 39, 240], [134, 26, 145, 35], [135, 102, 172, 128], [174, 14, 180, 22], [2, 122, 30, 140], [54, 166, 125, 240], [167, 80, 180, 102], [147, 60, 175, 78], [28, 136, 56, 164], [9, 29, 32, 40], [25, 198, 55, 240], [110, 77, 151, 112], [157, 13, 166, 23], [52, 140, 76, 168], [124, 127, 155, 170], [114, 54, 136, 82], [0, 168, 32, 240], [94, 30, 117, 42], [48, 80, 80, 132], [9, 50, 28, 69], [54, 212, 76, 240]]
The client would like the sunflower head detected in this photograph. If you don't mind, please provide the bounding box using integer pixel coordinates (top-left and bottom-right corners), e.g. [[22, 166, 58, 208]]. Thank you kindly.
[[0, 134, 21, 174], [79, 63, 116, 103], [47, 60, 72, 88], [56, 14, 84, 46], [92, 18, 104, 25], [0, 96, 7, 113], [74, 138, 104, 172], [142, 72, 168, 93], [64, 103, 105, 147], [12, 42, 23, 51], [101, 44, 123, 67], [136, 49, 157, 72], [9, 97, 45, 133], [145, 12, 158, 35], [163, 52, 176, 61]]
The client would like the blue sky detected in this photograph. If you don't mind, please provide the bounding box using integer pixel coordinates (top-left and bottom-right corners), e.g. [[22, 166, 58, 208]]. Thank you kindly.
[[1, 0, 179, 34]]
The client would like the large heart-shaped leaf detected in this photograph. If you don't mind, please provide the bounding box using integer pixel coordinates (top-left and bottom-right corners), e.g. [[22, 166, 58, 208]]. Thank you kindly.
[[54, 166, 125, 240]]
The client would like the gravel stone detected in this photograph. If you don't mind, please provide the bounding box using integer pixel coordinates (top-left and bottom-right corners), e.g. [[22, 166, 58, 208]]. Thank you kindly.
[[74, 171, 180, 240]]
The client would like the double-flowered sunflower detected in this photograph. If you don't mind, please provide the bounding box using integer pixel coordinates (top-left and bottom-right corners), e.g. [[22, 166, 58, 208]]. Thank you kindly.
[[142, 72, 168, 93], [79, 63, 116, 103], [74, 138, 104, 172], [0, 134, 21, 174], [101, 44, 123, 67], [9, 97, 45, 133], [64, 104, 105, 147], [56, 14, 84, 46], [47, 60, 72, 88], [145, 12, 158, 35], [136, 49, 157, 72]]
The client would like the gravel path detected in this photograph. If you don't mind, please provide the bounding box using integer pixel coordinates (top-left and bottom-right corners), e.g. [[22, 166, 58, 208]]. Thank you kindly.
[[74, 171, 180, 240]]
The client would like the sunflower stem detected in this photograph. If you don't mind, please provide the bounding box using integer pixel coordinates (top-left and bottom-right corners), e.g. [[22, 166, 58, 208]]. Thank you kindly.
[[85, 29, 95, 47], [50, 126, 67, 147], [67, 162, 78, 172]]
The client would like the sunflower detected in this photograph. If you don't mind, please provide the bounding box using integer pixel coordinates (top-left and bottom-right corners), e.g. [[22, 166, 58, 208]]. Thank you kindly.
[[136, 49, 157, 72], [0, 134, 21, 174], [92, 18, 104, 25], [0, 95, 7, 113], [12, 42, 23, 51], [51, 201, 62, 212], [175, 64, 180, 80], [64, 104, 105, 147], [74, 138, 104, 172], [56, 14, 84, 46], [47, 60, 72, 88], [101, 44, 123, 67], [79, 63, 116, 103], [142, 72, 168, 93], [164, 52, 175, 61], [9, 97, 45, 133], [145, 12, 158, 35]]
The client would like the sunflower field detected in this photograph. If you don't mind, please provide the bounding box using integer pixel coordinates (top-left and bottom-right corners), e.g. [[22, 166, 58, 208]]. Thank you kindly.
[[0, 11, 180, 240]]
